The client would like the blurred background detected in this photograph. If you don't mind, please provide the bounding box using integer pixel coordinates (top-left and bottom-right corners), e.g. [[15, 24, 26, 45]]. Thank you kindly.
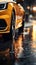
[[0, 0, 36, 65], [14, 0, 36, 65]]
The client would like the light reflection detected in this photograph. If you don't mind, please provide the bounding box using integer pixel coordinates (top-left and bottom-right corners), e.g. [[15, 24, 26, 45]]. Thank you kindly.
[[32, 24, 36, 41], [31, 21, 36, 52], [14, 35, 24, 58]]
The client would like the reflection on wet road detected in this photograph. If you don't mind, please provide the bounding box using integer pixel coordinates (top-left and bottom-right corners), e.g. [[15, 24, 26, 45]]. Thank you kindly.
[[15, 27, 36, 65], [0, 26, 36, 65]]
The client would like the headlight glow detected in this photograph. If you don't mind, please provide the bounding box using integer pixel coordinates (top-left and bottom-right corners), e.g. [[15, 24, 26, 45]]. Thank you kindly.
[[33, 6, 36, 12]]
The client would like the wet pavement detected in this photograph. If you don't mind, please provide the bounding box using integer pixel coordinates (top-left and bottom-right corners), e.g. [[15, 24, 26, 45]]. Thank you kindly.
[[15, 32, 36, 65], [0, 32, 36, 65]]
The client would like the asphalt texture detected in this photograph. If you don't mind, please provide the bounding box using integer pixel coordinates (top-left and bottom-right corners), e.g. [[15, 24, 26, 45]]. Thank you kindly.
[[0, 34, 36, 65]]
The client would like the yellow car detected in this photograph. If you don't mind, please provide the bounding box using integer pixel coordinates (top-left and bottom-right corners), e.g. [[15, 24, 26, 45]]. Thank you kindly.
[[0, 1, 25, 39], [0, 1, 25, 32], [0, 1, 25, 61]]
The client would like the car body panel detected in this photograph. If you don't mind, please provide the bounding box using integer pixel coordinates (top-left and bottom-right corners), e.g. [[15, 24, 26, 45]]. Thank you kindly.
[[0, 2, 25, 34]]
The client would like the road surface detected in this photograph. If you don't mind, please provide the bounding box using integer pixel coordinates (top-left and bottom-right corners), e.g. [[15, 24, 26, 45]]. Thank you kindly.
[[0, 30, 36, 65]]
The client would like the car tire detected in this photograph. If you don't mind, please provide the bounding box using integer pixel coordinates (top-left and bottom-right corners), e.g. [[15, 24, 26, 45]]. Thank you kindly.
[[10, 10, 24, 62], [9, 10, 16, 64]]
